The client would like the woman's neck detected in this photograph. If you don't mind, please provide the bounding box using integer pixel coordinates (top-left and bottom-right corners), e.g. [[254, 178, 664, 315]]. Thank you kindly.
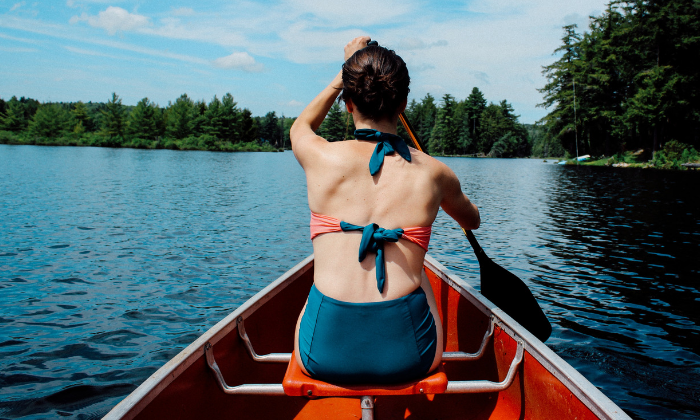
[[352, 116, 399, 135]]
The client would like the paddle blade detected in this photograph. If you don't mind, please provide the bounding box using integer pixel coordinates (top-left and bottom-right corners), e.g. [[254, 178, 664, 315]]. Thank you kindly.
[[467, 232, 552, 342]]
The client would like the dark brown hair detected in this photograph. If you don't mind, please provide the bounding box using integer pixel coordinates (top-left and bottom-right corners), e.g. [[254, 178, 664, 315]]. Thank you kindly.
[[340, 46, 410, 120]]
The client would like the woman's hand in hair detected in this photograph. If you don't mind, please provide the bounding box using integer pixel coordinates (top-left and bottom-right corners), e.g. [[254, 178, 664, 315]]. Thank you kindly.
[[344, 36, 371, 61]]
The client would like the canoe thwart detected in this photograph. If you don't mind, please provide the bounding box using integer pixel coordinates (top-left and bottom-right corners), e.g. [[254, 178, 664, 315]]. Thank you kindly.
[[204, 342, 286, 395], [444, 340, 524, 393], [442, 317, 494, 361], [237, 317, 292, 363]]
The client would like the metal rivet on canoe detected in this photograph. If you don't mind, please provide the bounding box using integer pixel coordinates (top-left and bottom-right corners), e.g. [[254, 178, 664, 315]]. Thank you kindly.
[[307, 390, 312, 396], [419, 388, 424, 394]]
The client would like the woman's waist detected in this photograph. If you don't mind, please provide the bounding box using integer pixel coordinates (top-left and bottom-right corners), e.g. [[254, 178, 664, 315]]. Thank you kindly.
[[312, 262, 423, 303]]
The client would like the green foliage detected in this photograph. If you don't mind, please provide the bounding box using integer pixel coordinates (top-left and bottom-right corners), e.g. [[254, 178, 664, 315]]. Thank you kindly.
[[100, 93, 126, 138], [318, 102, 345, 142], [529, 124, 566, 158], [127, 98, 160, 140], [539, 0, 700, 157], [239, 108, 258, 143], [478, 101, 530, 157], [259, 111, 282, 146], [28, 104, 73, 138], [166, 94, 194, 139], [429, 94, 459, 154], [191, 100, 208, 137], [203, 96, 224, 138], [282, 116, 295, 149], [465, 87, 487, 141], [1, 97, 29, 132], [219, 93, 240, 142], [652, 140, 699, 169], [72, 101, 95, 132]]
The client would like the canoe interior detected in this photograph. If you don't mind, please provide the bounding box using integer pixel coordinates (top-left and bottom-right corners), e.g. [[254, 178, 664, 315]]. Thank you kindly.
[[124, 259, 604, 420]]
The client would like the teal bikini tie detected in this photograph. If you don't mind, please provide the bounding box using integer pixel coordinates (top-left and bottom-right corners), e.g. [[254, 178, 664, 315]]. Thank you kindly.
[[340, 221, 404, 293], [354, 129, 412, 175]]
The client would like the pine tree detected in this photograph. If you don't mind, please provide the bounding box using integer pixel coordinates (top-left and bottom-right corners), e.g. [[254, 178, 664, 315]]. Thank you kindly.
[[239, 108, 258, 143], [0, 97, 28, 132], [418, 94, 437, 144], [166, 94, 194, 139], [72, 101, 94, 133], [429, 94, 458, 154], [204, 96, 224, 139], [28, 104, 72, 138], [220, 93, 240, 143], [127, 98, 159, 139], [260, 111, 280, 145], [191, 100, 208, 137], [465, 87, 487, 144], [100, 93, 126, 139], [538, 24, 582, 156], [319, 102, 345, 142]]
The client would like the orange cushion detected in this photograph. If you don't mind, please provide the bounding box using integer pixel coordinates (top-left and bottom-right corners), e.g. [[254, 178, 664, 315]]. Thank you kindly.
[[283, 352, 448, 397]]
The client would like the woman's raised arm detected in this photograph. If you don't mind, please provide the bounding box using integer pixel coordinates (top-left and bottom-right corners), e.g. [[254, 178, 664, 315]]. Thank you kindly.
[[290, 37, 371, 167]]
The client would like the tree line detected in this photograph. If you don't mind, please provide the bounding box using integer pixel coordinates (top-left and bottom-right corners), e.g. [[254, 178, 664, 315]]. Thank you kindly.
[[318, 87, 534, 158], [0, 93, 294, 152], [537, 0, 700, 160]]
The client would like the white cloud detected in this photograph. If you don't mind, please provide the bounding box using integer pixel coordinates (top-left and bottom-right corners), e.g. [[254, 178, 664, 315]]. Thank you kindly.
[[10, 2, 25, 12], [397, 38, 448, 51], [0, 31, 36, 43], [0, 45, 36, 52], [1, 15, 207, 66], [283, 0, 415, 26], [213, 52, 264, 72], [172, 7, 195, 17], [70, 6, 149, 35], [287, 100, 304, 107]]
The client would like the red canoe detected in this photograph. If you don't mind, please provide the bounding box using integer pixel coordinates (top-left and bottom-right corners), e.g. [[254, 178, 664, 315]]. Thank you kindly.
[[104, 255, 631, 419]]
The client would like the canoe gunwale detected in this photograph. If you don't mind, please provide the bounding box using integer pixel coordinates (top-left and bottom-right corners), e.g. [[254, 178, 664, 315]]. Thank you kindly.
[[103, 255, 315, 420], [423, 254, 631, 420]]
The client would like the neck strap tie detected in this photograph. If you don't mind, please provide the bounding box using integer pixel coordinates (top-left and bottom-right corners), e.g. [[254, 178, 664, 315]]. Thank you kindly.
[[340, 221, 404, 293], [354, 129, 412, 175]]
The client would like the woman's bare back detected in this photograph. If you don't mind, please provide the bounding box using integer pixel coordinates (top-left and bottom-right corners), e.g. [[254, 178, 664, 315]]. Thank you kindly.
[[302, 138, 445, 302]]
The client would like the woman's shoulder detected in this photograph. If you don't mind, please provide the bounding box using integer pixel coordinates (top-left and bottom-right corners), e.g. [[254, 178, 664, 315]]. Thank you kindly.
[[296, 137, 371, 169]]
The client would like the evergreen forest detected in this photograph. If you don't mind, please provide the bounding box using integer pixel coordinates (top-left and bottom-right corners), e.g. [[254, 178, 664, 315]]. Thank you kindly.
[[0, 93, 293, 152], [317, 89, 534, 158], [537, 0, 700, 163]]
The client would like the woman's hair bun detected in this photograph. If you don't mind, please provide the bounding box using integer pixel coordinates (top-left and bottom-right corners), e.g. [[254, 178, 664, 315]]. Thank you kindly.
[[341, 46, 410, 120]]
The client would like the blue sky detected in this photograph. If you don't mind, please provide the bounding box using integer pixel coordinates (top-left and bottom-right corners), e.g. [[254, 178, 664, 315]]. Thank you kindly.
[[0, 0, 608, 123]]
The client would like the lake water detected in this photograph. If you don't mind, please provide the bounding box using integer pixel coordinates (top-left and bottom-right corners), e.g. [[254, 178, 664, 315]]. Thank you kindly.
[[0, 145, 698, 420]]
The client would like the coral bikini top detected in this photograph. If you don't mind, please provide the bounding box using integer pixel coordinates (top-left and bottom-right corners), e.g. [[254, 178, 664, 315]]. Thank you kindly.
[[308, 129, 432, 293]]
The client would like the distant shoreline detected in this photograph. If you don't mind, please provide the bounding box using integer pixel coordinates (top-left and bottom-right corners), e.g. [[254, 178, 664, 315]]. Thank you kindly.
[[0, 133, 283, 153]]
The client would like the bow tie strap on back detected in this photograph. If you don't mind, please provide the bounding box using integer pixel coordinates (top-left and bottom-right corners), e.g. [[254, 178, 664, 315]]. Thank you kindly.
[[354, 129, 412, 175], [339, 221, 404, 292]]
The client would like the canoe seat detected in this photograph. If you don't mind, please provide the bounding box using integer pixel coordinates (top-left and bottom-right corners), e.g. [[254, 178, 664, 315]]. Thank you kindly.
[[282, 351, 448, 397]]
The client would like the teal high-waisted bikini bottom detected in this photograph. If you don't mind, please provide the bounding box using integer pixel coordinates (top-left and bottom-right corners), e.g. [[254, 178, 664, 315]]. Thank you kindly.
[[298, 283, 438, 384]]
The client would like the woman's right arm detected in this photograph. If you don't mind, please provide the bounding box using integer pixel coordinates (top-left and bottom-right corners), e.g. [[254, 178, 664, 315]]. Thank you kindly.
[[290, 36, 370, 169], [438, 166, 480, 230], [289, 71, 342, 168]]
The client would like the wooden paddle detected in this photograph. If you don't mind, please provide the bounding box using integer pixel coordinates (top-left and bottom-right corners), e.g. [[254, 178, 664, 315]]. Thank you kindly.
[[363, 45, 552, 341]]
